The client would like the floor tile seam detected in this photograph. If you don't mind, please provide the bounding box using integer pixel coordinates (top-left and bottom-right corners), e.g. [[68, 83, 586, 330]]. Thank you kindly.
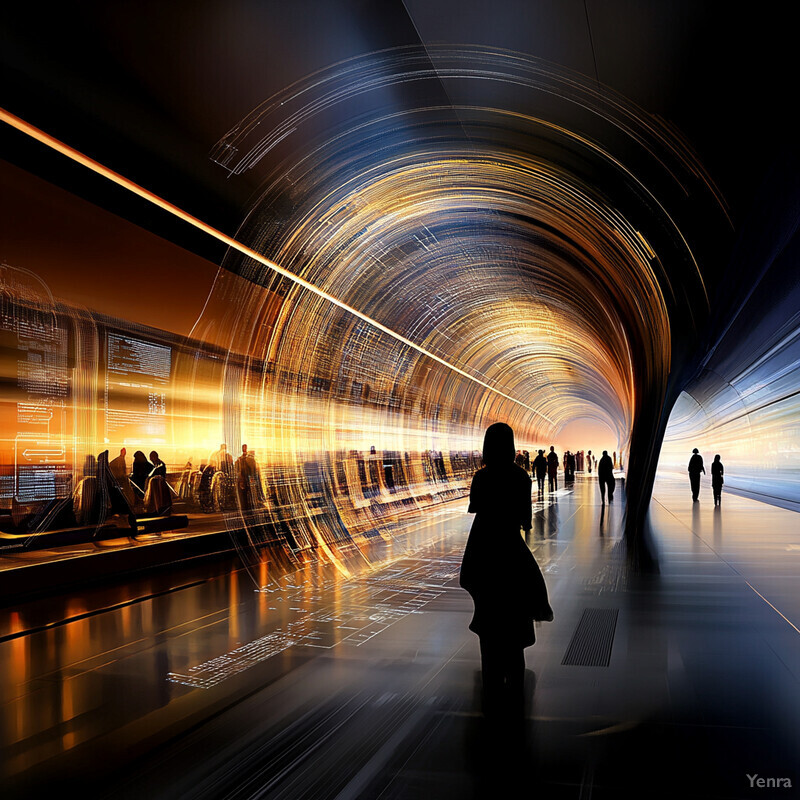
[[742, 581, 800, 637], [661, 522, 800, 640], [746, 630, 800, 689], [652, 496, 755, 585], [0, 580, 222, 645]]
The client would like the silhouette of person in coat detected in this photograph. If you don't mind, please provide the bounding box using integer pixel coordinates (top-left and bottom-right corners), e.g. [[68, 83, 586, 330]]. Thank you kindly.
[[688, 448, 705, 501], [565, 451, 576, 483], [546, 446, 559, 492], [533, 449, 547, 494], [598, 450, 615, 503], [711, 454, 724, 506], [460, 423, 553, 715]]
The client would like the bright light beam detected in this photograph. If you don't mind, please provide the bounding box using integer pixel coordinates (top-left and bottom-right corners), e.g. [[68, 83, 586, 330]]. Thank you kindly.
[[0, 107, 553, 424]]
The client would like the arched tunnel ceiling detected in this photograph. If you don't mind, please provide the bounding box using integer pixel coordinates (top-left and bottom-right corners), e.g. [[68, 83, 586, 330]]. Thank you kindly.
[[1, 2, 797, 534], [206, 45, 725, 455]]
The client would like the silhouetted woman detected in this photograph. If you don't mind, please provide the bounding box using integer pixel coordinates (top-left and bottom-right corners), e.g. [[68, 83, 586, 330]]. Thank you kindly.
[[130, 450, 152, 499], [711, 454, 724, 506], [460, 422, 553, 714]]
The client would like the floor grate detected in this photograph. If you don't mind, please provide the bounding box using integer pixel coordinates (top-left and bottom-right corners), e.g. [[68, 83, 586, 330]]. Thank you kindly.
[[561, 607, 619, 667]]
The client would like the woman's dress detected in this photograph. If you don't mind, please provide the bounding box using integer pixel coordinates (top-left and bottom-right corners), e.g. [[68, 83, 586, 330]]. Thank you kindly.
[[460, 464, 552, 648]]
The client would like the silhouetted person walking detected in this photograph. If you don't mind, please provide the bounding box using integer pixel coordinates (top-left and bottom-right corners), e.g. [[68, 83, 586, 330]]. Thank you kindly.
[[688, 448, 705, 502], [236, 444, 258, 509], [533, 449, 547, 494], [460, 423, 553, 716], [546, 446, 559, 492], [711, 454, 724, 506], [598, 450, 614, 503]]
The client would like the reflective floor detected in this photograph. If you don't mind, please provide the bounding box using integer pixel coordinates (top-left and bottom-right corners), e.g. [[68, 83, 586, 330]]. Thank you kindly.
[[2, 475, 799, 798]]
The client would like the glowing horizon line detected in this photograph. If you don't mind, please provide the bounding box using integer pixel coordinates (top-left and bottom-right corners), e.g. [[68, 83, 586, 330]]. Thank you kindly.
[[0, 107, 554, 425]]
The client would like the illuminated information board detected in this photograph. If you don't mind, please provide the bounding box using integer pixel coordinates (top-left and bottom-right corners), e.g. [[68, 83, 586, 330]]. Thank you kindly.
[[0, 300, 71, 502], [105, 334, 171, 444]]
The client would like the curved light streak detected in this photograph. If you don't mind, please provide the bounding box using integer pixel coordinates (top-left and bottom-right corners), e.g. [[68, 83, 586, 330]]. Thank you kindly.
[[0, 106, 550, 424]]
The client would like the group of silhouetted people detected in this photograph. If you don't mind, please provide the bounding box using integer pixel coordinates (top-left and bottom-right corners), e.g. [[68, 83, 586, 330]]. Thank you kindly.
[[75, 442, 268, 525], [74, 447, 172, 526], [523, 444, 621, 504], [688, 449, 725, 505], [110, 447, 172, 516], [179, 444, 264, 512], [529, 446, 564, 493]]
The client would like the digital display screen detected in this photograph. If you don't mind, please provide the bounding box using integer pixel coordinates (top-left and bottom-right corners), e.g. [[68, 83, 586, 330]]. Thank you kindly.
[[0, 297, 71, 502], [105, 333, 171, 442]]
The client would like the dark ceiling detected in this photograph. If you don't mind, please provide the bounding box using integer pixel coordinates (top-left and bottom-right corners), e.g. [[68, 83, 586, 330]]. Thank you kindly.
[[1, 1, 793, 264]]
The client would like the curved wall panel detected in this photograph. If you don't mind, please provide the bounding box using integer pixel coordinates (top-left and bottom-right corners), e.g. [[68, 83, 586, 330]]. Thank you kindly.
[[661, 157, 800, 508]]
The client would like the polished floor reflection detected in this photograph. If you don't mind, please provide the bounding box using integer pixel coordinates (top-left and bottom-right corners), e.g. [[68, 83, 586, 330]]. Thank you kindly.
[[2, 475, 799, 798]]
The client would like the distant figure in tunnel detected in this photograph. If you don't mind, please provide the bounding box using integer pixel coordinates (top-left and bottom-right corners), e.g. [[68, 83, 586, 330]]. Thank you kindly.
[[711, 454, 724, 506], [533, 449, 547, 494], [598, 450, 615, 503], [586, 450, 593, 473], [547, 446, 559, 491], [688, 448, 705, 502], [236, 444, 260, 510], [565, 450, 576, 483], [460, 423, 553, 716]]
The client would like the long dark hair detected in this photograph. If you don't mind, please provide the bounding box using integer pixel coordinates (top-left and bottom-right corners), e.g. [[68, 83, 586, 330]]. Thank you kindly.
[[482, 422, 515, 467]]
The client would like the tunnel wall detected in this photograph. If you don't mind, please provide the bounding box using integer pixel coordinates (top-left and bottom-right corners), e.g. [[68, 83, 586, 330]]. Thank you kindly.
[[661, 152, 800, 508]]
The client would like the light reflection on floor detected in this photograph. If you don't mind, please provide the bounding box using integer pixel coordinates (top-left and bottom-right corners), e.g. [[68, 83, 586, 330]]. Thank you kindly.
[[168, 487, 571, 690]]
